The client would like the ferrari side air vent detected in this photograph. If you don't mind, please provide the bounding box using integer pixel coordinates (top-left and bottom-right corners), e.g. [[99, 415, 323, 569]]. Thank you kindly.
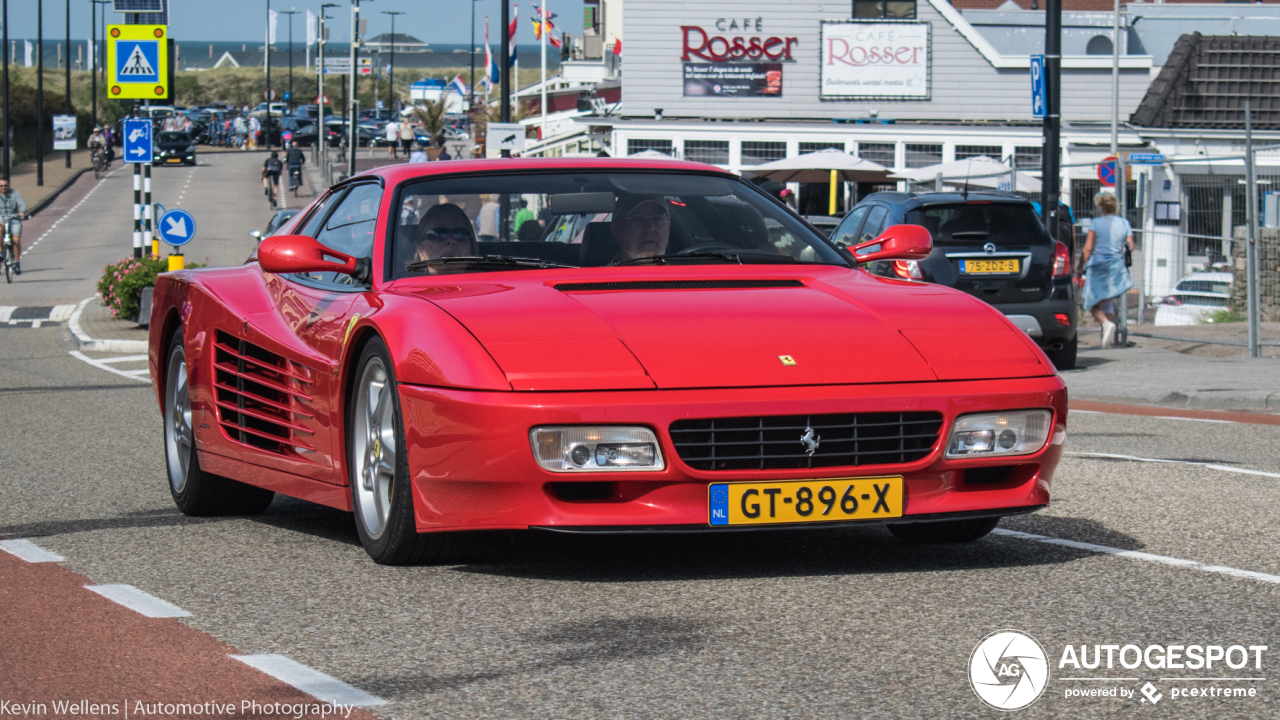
[[554, 279, 805, 292], [213, 330, 316, 455]]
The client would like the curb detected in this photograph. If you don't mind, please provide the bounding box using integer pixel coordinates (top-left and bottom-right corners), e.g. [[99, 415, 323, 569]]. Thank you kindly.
[[68, 297, 149, 353], [27, 166, 95, 218]]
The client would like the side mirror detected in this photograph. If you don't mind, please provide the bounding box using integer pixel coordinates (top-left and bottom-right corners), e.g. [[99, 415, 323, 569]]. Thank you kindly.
[[850, 224, 933, 264], [257, 234, 371, 283]]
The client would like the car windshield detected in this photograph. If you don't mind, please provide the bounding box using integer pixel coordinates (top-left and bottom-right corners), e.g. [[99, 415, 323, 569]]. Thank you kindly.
[[905, 203, 1046, 246], [391, 172, 846, 277], [158, 132, 190, 143]]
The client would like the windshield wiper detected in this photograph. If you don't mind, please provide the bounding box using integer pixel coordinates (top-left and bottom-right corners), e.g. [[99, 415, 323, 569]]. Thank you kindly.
[[615, 251, 800, 266], [405, 255, 578, 272]]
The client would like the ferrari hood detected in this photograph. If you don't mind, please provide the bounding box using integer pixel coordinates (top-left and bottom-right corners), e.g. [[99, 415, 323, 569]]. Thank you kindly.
[[415, 275, 1050, 391]]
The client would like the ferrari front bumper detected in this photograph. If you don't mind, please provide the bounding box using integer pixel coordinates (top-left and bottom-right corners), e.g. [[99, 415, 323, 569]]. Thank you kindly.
[[397, 376, 1067, 533]]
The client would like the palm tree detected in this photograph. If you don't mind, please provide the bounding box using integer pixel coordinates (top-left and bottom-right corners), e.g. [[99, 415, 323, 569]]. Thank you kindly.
[[410, 95, 450, 146]]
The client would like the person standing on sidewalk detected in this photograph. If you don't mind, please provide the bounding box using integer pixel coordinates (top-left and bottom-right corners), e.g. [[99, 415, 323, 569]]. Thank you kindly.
[[1080, 192, 1134, 349], [385, 118, 401, 159], [0, 179, 28, 275], [399, 120, 414, 158]]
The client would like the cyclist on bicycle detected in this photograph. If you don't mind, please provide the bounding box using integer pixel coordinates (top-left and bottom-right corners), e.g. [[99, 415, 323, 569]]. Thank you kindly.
[[88, 126, 106, 165], [0, 178, 29, 275], [286, 143, 306, 191], [262, 151, 284, 207]]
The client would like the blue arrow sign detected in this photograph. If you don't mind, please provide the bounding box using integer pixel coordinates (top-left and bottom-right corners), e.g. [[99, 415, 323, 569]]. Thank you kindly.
[[1128, 153, 1165, 165], [1030, 55, 1046, 119], [123, 118, 153, 164], [158, 208, 196, 247]]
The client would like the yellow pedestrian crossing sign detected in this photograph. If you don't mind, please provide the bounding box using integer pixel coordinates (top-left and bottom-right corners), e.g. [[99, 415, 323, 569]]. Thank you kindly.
[[107, 25, 169, 100]]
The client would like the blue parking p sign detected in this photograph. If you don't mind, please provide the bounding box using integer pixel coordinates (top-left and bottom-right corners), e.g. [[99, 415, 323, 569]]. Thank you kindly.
[[122, 118, 153, 164], [1030, 55, 1046, 119], [115, 40, 160, 84]]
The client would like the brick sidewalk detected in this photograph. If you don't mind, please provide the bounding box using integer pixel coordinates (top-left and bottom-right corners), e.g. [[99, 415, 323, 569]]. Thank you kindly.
[[9, 148, 98, 214], [76, 298, 150, 343]]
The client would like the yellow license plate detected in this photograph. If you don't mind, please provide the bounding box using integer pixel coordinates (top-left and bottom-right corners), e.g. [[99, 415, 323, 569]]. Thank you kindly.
[[961, 259, 1020, 274], [167, 158, 183, 163], [708, 477, 903, 526]]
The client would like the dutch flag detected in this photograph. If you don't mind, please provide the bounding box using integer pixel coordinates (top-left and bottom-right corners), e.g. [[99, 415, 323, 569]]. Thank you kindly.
[[447, 75, 468, 98]]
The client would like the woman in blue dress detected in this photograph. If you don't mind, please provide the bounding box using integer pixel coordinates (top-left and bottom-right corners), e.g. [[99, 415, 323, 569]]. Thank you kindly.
[[1080, 192, 1134, 349]]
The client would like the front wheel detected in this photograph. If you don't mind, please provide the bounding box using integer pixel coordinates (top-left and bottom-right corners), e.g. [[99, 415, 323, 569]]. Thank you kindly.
[[887, 517, 1000, 543], [3, 245, 12, 284], [348, 337, 465, 565], [164, 329, 275, 516]]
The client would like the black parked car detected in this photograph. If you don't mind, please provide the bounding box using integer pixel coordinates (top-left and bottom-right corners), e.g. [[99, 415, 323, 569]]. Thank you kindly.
[[832, 191, 1078, 370], [153, 131, 197, 166]]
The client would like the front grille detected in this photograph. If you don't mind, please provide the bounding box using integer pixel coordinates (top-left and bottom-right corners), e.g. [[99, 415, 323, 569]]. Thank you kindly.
[[669, 412, 943, 471], [213, 330, 316, 454], [555, 279, 805, 292]]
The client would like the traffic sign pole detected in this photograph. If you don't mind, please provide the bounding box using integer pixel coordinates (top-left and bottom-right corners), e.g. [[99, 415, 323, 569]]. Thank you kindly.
[[144, 161, 154, 257], [132, 162, 142, 258]]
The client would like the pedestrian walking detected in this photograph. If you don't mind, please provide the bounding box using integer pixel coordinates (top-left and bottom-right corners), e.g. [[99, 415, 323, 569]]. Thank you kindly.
[[399, 120, 414, 157], [248, 116, 262, 150], [1080, 192, 1134, 349], [385, 119, 401, 159], [234, 115, 248, 149]]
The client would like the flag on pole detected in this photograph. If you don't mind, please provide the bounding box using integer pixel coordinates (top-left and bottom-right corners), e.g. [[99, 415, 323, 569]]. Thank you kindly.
[[447, 75, 468, 97], [306, 10, 316, 46], [23, 40, 32, 68], [268, 10, 279, 45], [483, 18, 499, 91], [508, 5, 519, 67], [613, 36, 622, 55], [533, 8, 563, 48]]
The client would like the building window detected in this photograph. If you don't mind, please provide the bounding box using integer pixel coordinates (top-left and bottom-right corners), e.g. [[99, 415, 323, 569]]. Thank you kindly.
[[685, 140, 729, 165], [904, 143, 943, 169], [799, 141, 844, 154], [740, 141, 787, 166], [1086, 35, 1113, 56], [1014, 146, 1042, 169], [956, 145, 1003, 160], [854, 0, 916, 19], [627, 139, 674, 157], [858, 142, 896, 167]]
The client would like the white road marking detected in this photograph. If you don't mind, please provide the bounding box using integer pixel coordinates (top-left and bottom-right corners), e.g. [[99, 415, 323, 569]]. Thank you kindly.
[[49, 304, 76, 321], [23, 166, 119, 258], [0, 306, 14, 322], [1064, 451, 1280, 479], [68, 297, 149, 353], [69, 350, 151, 382], [96, 354, 150, 364], [1071, 408, 1240, 425], [0, 539, 66, 563], [230, 655, 387, 707], [85, 584, 193, 617], [994, 529, 1280, 585]]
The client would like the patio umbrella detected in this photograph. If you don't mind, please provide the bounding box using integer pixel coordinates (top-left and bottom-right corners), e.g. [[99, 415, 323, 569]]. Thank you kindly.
[[890, 156, 1042, 193], [629, 149, 675, 159], [750, 148, 893, 214]]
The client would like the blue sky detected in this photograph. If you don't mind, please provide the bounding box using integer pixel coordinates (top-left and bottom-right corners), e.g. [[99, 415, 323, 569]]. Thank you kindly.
[[3, 0, 581, 44]]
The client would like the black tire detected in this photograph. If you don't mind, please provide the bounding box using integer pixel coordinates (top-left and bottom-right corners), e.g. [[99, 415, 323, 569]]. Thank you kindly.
[[1044, 334, 1077, 371], [164, 330, 275, 516], [347, 336, 466, 565], [3, 250, 12, 284], [887, 517, 1000, 544]]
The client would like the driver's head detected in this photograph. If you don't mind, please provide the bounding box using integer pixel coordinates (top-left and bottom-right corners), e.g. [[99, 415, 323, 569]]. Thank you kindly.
[[611, 195, 671, 260], [414, 203, 477, 273]]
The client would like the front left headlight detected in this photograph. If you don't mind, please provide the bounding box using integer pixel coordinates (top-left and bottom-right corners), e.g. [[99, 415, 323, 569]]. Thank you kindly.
[[945, 410, 1052, 458], [530, 426, 665, 472]]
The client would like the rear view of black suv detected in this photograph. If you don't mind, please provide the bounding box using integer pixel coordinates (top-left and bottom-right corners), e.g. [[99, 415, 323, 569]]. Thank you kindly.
[[831, 191, 1077, 369]]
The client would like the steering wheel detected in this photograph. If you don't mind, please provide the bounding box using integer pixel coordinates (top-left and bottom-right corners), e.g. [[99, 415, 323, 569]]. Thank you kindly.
[[678, 243, 740, 255]]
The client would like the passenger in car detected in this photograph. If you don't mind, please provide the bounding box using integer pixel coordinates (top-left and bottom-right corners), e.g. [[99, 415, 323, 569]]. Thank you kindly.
[[412, 203, 478, 274], [611, 195, 671, 261]]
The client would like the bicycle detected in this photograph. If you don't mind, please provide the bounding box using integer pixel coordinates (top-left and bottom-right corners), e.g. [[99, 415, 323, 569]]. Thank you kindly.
[[1, 215, 16, 284], [288, 165, 303, 198], [91, 147, 107, 180]]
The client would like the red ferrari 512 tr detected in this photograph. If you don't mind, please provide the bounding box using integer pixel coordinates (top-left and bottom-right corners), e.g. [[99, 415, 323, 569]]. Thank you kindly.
[[148, 158, 1067, 564]]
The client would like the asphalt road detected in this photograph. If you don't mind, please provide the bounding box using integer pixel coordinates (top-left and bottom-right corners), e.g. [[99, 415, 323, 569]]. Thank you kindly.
[[1, 153, 1278, 719]]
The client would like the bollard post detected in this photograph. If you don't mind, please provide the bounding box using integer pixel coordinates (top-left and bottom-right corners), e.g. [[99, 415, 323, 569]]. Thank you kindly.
[[143, 163, 154, 257], [132, 163, 142, 258], [1246, 101, 1261, 359]]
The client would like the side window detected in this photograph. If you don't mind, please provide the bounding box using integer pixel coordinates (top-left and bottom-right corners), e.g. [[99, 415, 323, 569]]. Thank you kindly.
[[831, 206, 869, 248], [859, 205, 889, 243], [298, 189, 345, 239], [316, 183, 382, 260]]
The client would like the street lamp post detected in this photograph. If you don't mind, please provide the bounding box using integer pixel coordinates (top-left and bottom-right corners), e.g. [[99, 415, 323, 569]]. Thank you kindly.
[[265, 0, 273, 152], [2, 0, 8, 181], [65, 0, 71, 168], [382, 11, 403, 116], [347, 0, 360, 174], [318, 3, 337, 178], [89, 0, 96, 130], [280, 9, 298, 113], [37, 0, 43, 187]]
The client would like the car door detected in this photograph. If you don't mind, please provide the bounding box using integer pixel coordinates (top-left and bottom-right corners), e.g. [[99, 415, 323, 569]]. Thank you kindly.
[[227, 182, 382, 484]]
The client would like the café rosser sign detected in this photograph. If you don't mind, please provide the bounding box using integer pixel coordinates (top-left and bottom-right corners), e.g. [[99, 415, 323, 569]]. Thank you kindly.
[[820, 20, 931, 100], [681, 22, 800, 62], [680, 20, 799, 98]]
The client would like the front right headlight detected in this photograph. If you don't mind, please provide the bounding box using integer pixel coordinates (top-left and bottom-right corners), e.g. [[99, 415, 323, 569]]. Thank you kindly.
[[530, 426, 665, 472], [945, 410, 1052, 458]]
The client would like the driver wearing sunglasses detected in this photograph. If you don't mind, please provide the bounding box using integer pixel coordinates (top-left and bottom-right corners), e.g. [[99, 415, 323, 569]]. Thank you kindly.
[[412, 203, 477, 274]]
